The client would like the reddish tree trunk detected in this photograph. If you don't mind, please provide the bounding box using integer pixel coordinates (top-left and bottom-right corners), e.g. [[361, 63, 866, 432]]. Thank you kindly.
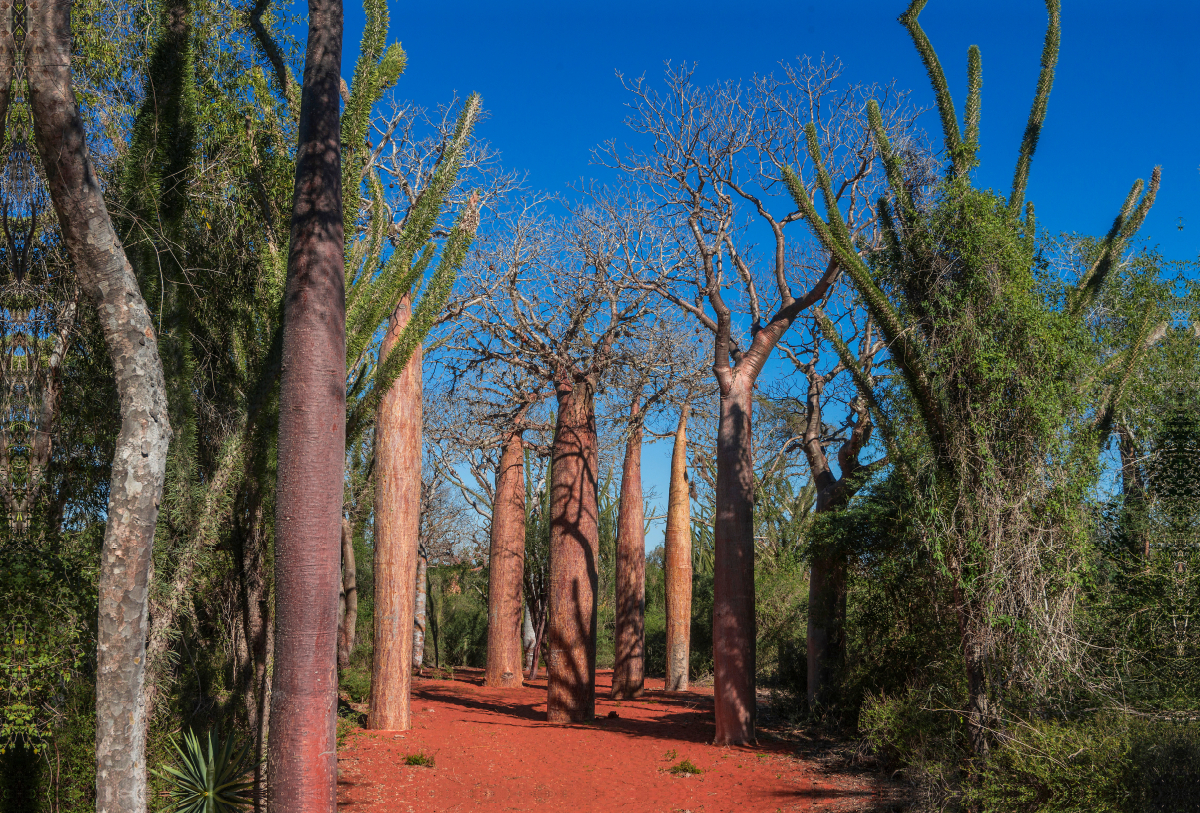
[[611, 402, 645, 699], [713, 379, 756, 745], [265, 0, 345, 807], [412, 544, 428, 668], [338, 518, 358, 671], [664, 406, 692, 692], [369, 295, 423, 729], [546, 376, 599, 722], [27, 1, 172, 808], [485, 428, 527, 687]]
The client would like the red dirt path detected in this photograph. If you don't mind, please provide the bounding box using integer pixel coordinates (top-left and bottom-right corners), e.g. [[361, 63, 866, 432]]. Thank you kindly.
[[336, 669, 901, 813]]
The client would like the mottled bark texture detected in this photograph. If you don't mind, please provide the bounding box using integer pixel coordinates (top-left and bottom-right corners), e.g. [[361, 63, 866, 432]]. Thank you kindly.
[[611, 403, 645, 699], [266, 0, 344, 809], [412, 544, 428, 668], [664, 406, 692, 692], [547, 376, 600, 722], [713, 379, 756, 744], [338, 517, 358, 671], [485, 428, 527, 687], [368, 295, 422, 730], [26, 1, 172, 810]]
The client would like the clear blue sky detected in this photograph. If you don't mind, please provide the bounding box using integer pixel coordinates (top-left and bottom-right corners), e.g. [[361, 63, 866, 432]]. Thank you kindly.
[[326, 0, 1199, 548]]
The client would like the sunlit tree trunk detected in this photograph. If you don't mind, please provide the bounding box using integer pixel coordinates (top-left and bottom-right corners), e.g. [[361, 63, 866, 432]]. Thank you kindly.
[[412, 544, 428, 668], [264, 0, 345, 807], [485, 428, 526, 687], [369, 294, 422, 729], [611, 400, 645, 699], [27, 1, 173, 808], [547, 375, 599, 722], [337, 518, 357, 670], [713, 379, 755, 744], [664, 406, 692, 692]]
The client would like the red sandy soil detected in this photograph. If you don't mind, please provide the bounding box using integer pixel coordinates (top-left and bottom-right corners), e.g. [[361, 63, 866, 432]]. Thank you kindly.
[[336, 669, 905, 813]]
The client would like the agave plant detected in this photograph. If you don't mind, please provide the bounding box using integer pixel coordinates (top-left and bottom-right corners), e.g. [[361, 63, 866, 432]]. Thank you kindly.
[[154, 729, 254, 813]]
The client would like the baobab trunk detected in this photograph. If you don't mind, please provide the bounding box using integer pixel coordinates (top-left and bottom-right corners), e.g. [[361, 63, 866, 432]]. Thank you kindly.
[[338, 518, 357, 671], [806, 553, 846, 710], [27, 1, 172, 808], [265, 0, 345, 807], [369, 295, 422, 730], [664, 406, 692, 692], [546, 376, 600, 722], [713, 379, 756, 745], [485, 428, 527, 687], [611, 403, 645, 699], [412, 544, 428, 668]]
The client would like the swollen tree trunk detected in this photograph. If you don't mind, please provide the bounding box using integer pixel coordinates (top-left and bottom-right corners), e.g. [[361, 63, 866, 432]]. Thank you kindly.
[[27, 2, 172, 809], [611, 403, 645, 699], [485, 428, 527, 687], [412, 544, 428, 668], [664, 406, 692, 692], [369, 295, 422, 730], [266, 0, 345, 807], [547, 375, 600, 722], [713, 379, 756, 745], [337, 518, 357, 671]]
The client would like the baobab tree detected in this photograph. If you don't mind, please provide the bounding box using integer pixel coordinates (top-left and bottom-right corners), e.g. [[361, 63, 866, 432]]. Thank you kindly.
[[265, 0, 346, 807], [24, 0, 172, 808], [602, 59, 915, 743], [459, 199, 661, 721]]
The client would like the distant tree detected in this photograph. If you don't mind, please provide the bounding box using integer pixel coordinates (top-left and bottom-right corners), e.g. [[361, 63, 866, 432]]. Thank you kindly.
[[603, 60, 915, 743]]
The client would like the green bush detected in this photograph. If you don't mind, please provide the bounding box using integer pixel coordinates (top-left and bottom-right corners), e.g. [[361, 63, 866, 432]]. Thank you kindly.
[[973, 716, 1133, 813], [1128, 719, 1200, 813], [859, 683, 970, 793]]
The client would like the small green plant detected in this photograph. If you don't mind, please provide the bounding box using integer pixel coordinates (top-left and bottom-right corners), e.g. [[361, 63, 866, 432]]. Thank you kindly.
[[404, 751, 435, 767], [669, 758, 704, 776], [664, 748, 677, 761], [153, 729, 253, 813]]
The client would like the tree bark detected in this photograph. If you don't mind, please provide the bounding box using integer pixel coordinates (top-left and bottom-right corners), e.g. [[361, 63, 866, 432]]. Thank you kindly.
[[546, 375, 599, 722], [412, 544, 428, 668], [713, 379, 756, 745], [664, 406, 692, 692], [338, 517, 357, 671], [26, 2, 172, 810], [368, 294, 422, 730], [266, 0, 345, 808], [806, 554, 847, 709], [485, 428, 527, 687], [611, 402, 645, 699]]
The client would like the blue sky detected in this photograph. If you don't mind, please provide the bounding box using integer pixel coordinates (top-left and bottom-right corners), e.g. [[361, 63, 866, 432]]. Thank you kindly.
[[326, 0, 1199, 549]]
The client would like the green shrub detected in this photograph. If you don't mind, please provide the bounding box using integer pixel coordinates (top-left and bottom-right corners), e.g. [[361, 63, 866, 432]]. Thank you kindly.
[[973, 715, 1133, 813], [339, 664, 372, 704], [859, 683, 969, 793]]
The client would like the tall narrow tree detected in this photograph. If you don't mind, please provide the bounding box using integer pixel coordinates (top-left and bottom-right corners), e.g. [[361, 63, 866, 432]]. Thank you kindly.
[[27, 0, 172, 808], [485, 425, 528, 686], [664, 405, 692, 692], [611, 399, 646, 698], [266, 0, 345, 809], [369, 295, 422, 728]]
